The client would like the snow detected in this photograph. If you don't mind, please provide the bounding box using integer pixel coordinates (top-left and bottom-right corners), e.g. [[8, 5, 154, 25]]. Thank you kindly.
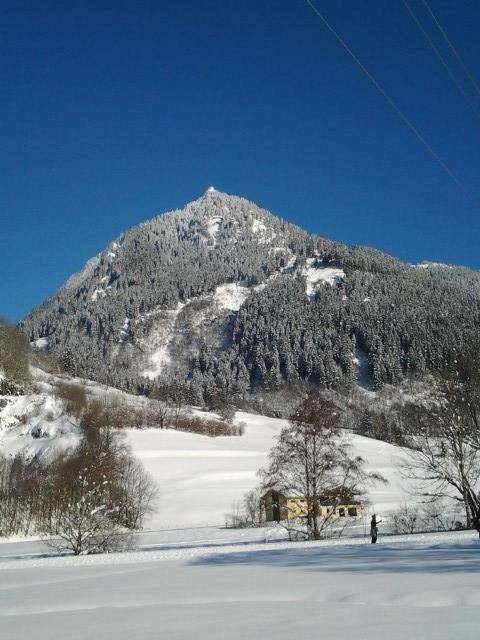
[[251, 217, 267, 235], [31, 336, 49, 350], [212, 279, 275, 313], [302, 259, 345, 298], [140, 279, 257, 374], [353, 345, 372, 389], [2, 375, 479, 637], [251, 216, 276, 244], [127, 411, 414, 531], [143, 345, 172, 378], [213, 282, 251, 312], [127, 412, 282, 528], [206, 215, 222, 243], [0, 370, 456, 534], [142, 302, 185, 379], [90, 287, 106, 302], [119, 317, 130, 342], [0, 386, 427, 531], [414, 262, 453, 269], [1, 530, 479, 640], [0, 393, 81, 461]]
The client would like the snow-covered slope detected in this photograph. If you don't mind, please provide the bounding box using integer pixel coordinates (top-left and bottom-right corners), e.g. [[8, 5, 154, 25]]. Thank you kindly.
[[0, 367, 148, 461], [127, 411, 411, 530], [1, 370, 414, 532], [0, 392, 81, 461]]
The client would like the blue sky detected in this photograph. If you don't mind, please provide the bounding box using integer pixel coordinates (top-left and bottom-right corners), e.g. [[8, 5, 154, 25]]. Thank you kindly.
[[1, 0, 479, 321]]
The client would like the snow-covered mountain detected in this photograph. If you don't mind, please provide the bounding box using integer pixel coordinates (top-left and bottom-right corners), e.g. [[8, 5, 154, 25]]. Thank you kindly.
[[19, 189, 480, 405]]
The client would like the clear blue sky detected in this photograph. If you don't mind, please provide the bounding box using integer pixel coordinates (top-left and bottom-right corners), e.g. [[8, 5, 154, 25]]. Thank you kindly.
[[2, 0, 479, 321]]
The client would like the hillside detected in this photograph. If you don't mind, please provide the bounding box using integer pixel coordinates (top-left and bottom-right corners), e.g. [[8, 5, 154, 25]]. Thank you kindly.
[[128, 412, 413, 530], [0, 369, 428, 532], [19, 189, 480, 408]]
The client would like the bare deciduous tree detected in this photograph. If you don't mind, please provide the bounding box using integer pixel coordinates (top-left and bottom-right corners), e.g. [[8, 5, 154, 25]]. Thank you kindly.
[[389, 501, 420, 534], [400, 352, 480, 536], [40, 462, 126, 556], [260, 392, 385, 540], [0, 319, 30, 394], [54, 382, 87, 419], [420, 498, 457, 532], [117, 455, 159, 530], [226, 487, 266, 528], [38, 406, 158, 554]]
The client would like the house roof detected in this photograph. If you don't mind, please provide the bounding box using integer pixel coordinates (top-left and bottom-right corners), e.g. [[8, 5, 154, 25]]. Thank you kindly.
[[261, 488, 361, 505]]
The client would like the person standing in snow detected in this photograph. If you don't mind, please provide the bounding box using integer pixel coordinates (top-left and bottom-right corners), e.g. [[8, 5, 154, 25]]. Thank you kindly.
[[370, 514, 381, 543]]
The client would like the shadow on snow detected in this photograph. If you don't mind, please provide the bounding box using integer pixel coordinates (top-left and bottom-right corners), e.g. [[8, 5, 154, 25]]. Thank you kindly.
[[190, 541, 480, 574]]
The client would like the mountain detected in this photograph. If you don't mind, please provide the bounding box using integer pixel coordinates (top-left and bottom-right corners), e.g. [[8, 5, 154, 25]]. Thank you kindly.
[[19, 189, 480, 408]]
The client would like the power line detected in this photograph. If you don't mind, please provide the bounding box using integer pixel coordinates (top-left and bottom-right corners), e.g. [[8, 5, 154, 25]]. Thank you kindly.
[[402, 0, 480, 120], [421, 0, 480, 100], [304, 0, 466, 193]]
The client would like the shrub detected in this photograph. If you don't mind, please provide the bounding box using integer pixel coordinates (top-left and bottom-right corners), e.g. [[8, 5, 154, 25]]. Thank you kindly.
[[226, 488, 266, 528], [175, 415, 240, 437], [54, 382, 87, 419], [389, 501, 420, 534], [39, 429, 158, 555]]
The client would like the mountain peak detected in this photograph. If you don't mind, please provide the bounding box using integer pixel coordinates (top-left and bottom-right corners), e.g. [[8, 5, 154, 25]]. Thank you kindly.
[[198, 186, 237, 204], [19, 190, 480, 407]]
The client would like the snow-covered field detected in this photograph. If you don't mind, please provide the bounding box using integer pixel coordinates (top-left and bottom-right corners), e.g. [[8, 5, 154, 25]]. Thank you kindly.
[[2, 381, 479, 638], [1, 530, 479, 640], [127, 410, 412, 531]]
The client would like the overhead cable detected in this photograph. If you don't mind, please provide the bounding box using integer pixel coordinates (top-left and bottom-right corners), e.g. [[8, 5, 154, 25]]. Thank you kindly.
[[304, 0, 466, 194], [402, 0, 480, 120], [421, 0, 480, 100]]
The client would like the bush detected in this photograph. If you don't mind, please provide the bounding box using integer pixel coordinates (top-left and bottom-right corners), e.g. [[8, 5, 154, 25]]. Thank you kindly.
[[389, 501, 420, 534], [54, 382, 87, 418], [419, 499, 452, 532], [226, 488, 266, 528], [175, 415, 241, 437], [39, 428, 158, 554]]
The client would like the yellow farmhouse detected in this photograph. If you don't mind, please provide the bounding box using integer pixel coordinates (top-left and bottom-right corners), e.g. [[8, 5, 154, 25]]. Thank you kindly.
[[261, 489, 363, 523]]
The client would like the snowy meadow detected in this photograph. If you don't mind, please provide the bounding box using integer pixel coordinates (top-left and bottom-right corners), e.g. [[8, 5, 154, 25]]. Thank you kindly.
[[2, 407, 479, 639], [1, 530, 479, 640]]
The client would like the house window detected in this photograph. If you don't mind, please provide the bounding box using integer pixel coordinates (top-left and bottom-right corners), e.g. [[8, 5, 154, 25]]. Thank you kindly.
[[348, 507, 358, 517], [338, 507, 345, 517]]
